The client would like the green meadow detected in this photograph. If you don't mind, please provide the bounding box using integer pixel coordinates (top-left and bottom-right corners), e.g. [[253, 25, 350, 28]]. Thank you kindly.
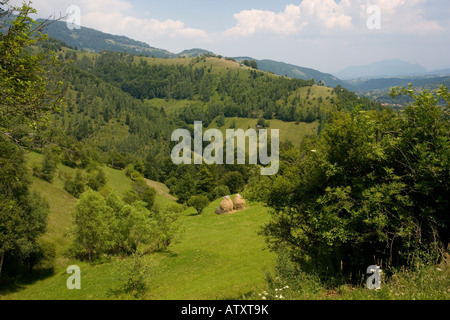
[[0, 152, 275, 300]]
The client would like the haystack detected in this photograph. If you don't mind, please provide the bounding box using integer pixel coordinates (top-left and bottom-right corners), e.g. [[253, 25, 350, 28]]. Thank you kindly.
[[215, 196, 234, 214], [233, 194, 246, 211]]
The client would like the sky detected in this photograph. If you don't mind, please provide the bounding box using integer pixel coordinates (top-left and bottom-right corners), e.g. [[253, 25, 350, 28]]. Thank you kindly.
[[16, 0, 450, 74]]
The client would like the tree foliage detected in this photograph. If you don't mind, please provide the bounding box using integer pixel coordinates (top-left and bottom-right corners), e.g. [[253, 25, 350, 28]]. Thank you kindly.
[[259, 86, 450, 282], [0, 138, 49, 278], [0, 1, 62, 280], [0, 0, 64, 144], [188, 195, 209, 215], [70, 190, 182, 261]]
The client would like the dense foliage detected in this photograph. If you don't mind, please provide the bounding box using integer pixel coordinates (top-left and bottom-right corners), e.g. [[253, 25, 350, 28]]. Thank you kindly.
[[0, 1, 60, 279], [255, 86, 449, 283], [70, 189, 182, 262], [0, 1, 63, 143]]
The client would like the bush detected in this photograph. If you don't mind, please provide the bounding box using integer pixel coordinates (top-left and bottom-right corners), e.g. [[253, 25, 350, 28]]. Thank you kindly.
[[63, 170, 86, 198], [40, 148, 59, 182], [132, 178, 156, 209], [30, 239, 56, 273], [86, 168, 107, 191], [109, 252, 150, 298], [188, 195, 210, 215], [261, 86, 450, 282]]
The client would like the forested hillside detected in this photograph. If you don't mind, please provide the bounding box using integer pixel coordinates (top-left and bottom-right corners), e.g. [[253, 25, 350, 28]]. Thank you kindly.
[[33, 36, 384, 204]]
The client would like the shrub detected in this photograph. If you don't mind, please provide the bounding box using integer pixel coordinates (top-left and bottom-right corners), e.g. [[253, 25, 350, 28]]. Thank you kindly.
[[188, 195, 210, 215]]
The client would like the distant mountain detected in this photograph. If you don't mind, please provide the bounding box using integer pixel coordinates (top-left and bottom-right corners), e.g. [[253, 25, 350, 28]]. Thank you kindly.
[[427, 68, 450, 76], [346, 74, 450, 106], [334, 59, 428, 80], [40, 20, 178, 58], [233, 57, 345, 88], [347, 74, 450, 92]]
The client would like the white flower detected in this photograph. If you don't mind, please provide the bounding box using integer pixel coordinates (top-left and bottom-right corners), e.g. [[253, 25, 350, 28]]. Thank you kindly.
[[262, 296, 266, 300]]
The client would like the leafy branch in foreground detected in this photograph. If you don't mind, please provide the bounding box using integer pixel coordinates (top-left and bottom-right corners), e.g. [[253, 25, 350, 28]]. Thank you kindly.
[[0, 0, 65, 146]]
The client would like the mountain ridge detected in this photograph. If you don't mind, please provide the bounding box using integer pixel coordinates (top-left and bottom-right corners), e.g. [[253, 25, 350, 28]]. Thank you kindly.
[[40, 20, 449, 94], [233, 57, 345, 88], [40, 20, 345, 87], [334, 59, 429, 80]]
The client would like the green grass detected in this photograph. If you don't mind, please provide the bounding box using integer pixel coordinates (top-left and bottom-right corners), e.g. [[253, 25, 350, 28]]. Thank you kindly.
[[254, 256, 450, 300], [209, 117, 318, 146], [1, 153, 275, 300], [147, 199, 275, 300], [0, 198, 275, 300]]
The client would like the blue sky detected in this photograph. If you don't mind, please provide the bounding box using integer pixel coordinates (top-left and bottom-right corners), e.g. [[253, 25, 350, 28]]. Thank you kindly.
[[23, 0, 450, 74]]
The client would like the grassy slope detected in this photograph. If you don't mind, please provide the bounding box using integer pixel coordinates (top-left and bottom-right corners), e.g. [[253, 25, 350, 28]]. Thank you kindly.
[[148, 200, 275, 300], [0, 152, 275, 300], [209, 117, 319, 147]]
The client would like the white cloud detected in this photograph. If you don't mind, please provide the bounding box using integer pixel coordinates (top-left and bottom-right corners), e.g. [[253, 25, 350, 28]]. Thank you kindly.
[[78, 0, 209, 41], [299, 0, 352, 29], [224, 4, 302, 36], [24, 0, 210, 44], [372, 0, 444, 35], [224, 1, 353, 37], [224, 0, 443, 38]]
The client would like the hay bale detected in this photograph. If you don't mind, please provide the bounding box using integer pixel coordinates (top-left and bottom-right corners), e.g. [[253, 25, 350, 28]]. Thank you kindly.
[[217, 196, 233, 214], [233, 194, 246, 211]]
